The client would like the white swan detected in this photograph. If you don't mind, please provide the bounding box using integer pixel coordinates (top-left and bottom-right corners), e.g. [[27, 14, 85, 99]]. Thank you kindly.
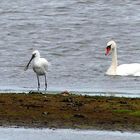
[[105, 40, 140, 76]]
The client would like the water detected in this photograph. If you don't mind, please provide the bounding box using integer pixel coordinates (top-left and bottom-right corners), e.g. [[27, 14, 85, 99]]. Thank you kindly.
[[0, 0, 140, 95], [0, 128, 140, 140]]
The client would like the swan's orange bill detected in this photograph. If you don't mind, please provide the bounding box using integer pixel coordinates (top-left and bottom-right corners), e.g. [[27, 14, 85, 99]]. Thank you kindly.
[[105, 47, 111, 56]]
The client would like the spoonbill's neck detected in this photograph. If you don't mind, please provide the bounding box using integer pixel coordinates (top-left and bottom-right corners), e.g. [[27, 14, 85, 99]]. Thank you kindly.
[[34, 55, 40, 62]]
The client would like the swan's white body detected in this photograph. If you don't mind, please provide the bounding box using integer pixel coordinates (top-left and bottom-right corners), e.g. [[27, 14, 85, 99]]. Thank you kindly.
[[107, 63, 140, 76], [106, 41, 140, 76]]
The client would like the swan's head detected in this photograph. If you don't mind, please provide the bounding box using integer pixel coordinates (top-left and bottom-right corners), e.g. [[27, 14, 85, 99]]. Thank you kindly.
[[105, 40, 117, 56]]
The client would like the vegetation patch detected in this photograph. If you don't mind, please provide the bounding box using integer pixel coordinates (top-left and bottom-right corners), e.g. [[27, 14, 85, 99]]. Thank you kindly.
[[113, 109, 132, 114], [129, 111, 140, 117]]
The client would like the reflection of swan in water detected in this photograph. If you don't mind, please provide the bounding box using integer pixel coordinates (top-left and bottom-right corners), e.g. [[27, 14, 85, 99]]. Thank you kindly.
[[105, 40, 140, 76]]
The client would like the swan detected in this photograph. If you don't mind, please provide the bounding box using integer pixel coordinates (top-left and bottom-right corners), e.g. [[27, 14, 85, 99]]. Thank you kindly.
[[105, 40, 140, 76]]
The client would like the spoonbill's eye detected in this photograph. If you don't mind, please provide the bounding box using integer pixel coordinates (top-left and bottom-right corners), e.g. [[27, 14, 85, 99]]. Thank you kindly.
[[32, 53, 36, 57]]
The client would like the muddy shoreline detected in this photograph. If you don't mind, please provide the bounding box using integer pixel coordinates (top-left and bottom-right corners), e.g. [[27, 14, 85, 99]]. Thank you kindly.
[[0, 91, 139, 132]]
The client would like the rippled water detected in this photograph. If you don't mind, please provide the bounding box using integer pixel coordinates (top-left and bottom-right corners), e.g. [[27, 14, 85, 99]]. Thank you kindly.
[[0, 0, 140, 95], [0, 128, 140, 140]]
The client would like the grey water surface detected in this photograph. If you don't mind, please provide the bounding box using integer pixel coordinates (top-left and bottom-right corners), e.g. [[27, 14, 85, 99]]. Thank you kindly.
[[0, 0, 140, 96], [0, 128, 140, 140]]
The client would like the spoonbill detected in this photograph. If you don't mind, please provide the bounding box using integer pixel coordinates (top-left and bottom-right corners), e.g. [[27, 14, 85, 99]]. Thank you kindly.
[[24, 50, 49, 91]]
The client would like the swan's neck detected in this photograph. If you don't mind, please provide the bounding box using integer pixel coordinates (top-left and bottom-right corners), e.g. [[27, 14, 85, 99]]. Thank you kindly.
[[111, 48, 118, 69], [107, 48, 118, 75]]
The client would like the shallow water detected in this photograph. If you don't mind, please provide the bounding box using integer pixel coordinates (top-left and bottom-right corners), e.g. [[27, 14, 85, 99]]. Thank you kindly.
[[0, 0, 140, 95], [0, 128, 140, 140]]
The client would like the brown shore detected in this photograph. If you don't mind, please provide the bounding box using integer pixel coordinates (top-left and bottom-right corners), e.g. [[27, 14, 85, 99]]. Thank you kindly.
[[0, 91, 140, 132]]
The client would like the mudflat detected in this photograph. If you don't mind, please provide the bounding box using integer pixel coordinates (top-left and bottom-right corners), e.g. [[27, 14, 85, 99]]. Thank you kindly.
[[0, 92, 139, 131]]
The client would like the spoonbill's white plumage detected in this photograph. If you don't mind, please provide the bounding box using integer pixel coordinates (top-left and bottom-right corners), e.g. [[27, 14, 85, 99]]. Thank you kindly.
[[105, 40, 140, 76], [24, 50, 49, 91]]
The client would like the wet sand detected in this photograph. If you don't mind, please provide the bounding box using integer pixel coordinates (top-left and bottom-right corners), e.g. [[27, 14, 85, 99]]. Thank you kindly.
[[0, 91, 140, 131]]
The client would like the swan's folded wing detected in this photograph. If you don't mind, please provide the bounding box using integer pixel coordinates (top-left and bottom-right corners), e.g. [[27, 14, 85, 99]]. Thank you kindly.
[[116, 63, 140, 76]]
